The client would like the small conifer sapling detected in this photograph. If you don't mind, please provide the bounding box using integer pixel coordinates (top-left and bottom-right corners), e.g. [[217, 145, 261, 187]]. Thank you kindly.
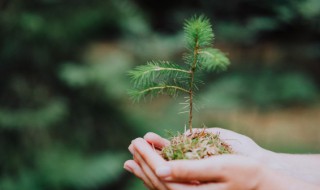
[[129, 15, 233, 160]]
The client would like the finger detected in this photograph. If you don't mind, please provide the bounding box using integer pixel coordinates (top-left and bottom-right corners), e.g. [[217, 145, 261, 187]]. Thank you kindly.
[[167, 182, 226, 190], [132, 138, 167, 170], [132, 138, 223, 182], [156, 156, 232, 182], [144, 132, 170, 149], [135, 152, 168, 190], [128, 144, 134, 155], [124, 160, 155, 189], [159, 155, 259, 183]]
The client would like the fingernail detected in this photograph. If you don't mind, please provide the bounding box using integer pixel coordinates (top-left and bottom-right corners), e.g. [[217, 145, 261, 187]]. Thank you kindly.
[[156, 166, 171, 177], [128, 144, 134, 155], [124, 164, 133, 173]]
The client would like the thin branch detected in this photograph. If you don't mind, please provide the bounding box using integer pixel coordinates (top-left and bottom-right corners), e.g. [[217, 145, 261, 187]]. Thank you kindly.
[[138, 85, 190, 94], [178, 111, 190, 114], [142, 66, 191, 75], [198, 50, 214, 57]]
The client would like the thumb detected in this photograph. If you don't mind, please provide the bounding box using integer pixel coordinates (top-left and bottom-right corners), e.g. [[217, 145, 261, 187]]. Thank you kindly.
[[155, 156, 229, 182]]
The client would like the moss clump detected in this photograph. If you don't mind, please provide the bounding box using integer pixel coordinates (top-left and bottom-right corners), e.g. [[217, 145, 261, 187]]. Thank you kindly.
[[161, 130, 233, 160]]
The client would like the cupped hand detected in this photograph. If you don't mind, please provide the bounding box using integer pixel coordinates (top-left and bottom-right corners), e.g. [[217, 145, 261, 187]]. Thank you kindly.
[[124, 129, 320, 190], [124, 128, 268, 190], [144, 128, 269, 160], [124, 138, 267, 190]]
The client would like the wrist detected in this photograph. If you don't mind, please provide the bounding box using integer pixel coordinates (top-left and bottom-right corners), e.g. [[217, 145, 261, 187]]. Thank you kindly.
[[253, 148, 284, 171], [255, 163, 291, 190], [255, 150, 296, 182], [255, 165, 287, 190], [256, 166, 320, 190]]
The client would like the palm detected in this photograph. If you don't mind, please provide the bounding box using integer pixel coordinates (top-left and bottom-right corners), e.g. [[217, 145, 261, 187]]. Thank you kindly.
[[127, 135, 266, 190], [144, 128, 266, 160]]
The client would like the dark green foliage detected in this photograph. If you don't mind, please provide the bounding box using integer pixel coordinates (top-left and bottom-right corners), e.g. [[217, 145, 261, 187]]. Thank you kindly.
[[0, 100, 67, 129], [36, 150, 126, 189], [0, 1, 141, 190], [202, 72, 319, 110]]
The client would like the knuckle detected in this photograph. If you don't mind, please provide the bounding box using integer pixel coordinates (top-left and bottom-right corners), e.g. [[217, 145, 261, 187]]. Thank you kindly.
[[172, 166, 191, 180], [150, 179, 162, 189]]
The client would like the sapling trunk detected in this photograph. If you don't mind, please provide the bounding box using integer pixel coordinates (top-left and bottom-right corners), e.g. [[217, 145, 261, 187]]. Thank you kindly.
[[188, 40, 199, 133], [129, 15, 232, 160]]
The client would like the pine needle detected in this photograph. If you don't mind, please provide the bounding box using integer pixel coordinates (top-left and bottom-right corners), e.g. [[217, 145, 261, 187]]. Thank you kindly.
[[128, 15, 230, 130]]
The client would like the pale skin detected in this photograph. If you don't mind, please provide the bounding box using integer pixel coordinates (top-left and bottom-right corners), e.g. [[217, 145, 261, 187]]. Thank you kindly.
[[124, 128, 320, 190]]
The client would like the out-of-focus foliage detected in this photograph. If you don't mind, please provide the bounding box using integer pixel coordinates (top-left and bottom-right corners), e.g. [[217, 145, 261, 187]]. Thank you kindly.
[[60, 52, 132, 99], [0, 0, 319, 189], [201, 71, 318, 110], [0, 0, 144, 189]]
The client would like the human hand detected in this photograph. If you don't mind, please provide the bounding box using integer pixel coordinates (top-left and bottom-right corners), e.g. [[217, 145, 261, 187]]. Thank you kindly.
[[143, 128, 270, 161], [124, 138, 319, 190], [124, 138, 171, 190], [124, 128, 268, 190], [124, 138, 266, 190]]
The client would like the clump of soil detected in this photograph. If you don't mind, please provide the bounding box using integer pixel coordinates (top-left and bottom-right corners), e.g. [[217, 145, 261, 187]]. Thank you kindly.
[[161, 130, 233, 160]]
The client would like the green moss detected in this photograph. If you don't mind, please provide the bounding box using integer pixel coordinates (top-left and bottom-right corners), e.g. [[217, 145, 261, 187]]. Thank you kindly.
[[161, 130, 233, 160]]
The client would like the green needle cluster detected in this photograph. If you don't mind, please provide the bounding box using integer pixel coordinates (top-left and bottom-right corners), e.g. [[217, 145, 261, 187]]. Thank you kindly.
[[128, 15, 230, 132]]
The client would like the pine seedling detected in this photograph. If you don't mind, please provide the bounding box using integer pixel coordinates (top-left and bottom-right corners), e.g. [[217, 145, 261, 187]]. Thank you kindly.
[[129, 15, 232, 160]]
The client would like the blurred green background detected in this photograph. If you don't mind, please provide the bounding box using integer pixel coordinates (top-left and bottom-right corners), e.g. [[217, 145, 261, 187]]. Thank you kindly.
[[1, 0, 320, 189]]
